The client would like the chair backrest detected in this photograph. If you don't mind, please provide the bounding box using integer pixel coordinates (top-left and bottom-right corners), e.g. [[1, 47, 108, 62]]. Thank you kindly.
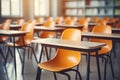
[[55, 16, 63, 24], [46, 17, 54, 22], [5, 19, 12, 24], [90, 25, 112, 53], [0, 22, 10, 42], [43, 20, 55, 27], [27, 19, 36, 26], [102, 17, 110, 22], [54, 29, 81, 67], [115, 21, 120, 28], [71, 17, 78, 24], [36, 17, 44, 24], [1, 22, 10, 30], [40, 20, 55, 38], [16, 22, 34, 46], [39, 31, 55, 38], [78, 18, 89, 32], [64, 18, 74, 25], [92, 17, 99, 22], [16, 19, 25, 25], [97, 19, 107, 25]]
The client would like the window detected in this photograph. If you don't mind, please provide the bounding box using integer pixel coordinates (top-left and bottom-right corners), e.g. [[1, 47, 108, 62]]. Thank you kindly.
[[34, 0, 49, 16], [1, 0, 23, 17]]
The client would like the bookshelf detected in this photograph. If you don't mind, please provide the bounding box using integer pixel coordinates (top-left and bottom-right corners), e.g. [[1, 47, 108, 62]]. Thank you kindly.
[[114, 0, 120, 17], [63, 0, 120, 18]]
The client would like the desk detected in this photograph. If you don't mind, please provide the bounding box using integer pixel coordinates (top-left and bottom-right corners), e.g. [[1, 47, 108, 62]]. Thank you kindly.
[[0, 30, 28, 76], [32, 38, 106, 80], [34, 26, 64, 32], [82, 32, 120, 41], [82, 32, 120, 59], [10, 24, 21, 30], [34, 26, 64, 37], [112, 28, 120, 33], [55, 24, 83, 29], [88, 22, 114, 26]]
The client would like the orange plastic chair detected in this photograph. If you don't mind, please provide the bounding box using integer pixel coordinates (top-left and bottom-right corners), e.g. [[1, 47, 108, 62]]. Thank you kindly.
[[36, 28, 82, 80], [46, 17, 54, 22], [92, 17, 99, 22], [78, 18, 89, 32], [5, 22, 38, 74], [115, 21, 120, 28], [97, 19, 107, 25], [102, 17, 110, 22], [27, 19, 36, 26], [64, 17, 75, 25], [71, 17, 78, 24], [55, 16, 63, 24], [5, 19, 12, 24], [16, 19, 25, 25], [83, 25, 114, 80], [37, 20, 55, 58], [36, 17, 44, 26]]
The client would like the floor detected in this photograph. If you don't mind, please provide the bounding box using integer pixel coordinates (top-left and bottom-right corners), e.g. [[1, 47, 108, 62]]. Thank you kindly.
[[0, 42, 120, 80]]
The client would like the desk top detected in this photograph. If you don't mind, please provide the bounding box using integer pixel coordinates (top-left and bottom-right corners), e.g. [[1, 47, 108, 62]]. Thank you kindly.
[[10, 24, 22, 30], [34, 26, 64, 32], [32, 38, 106, 52], [0, 30, 28, 36], [55, 24, 83, 28], [82, 32, 120, 41], [112, 28, 120, 33], [10, 24, 21, 27]]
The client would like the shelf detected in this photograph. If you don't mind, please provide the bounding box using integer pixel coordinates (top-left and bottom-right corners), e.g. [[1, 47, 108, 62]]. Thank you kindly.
[[63, 0, 120, 18]]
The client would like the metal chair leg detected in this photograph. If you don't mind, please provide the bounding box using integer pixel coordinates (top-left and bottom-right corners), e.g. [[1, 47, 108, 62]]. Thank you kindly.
[[95, 51, 101, 80], [22, 49, 25, 74], [71, 69, 82, 80], [36, 68, 42, 80], [59, 72, 71, 80], [53, 72, 57, 80], [109, 55, 115, 78]]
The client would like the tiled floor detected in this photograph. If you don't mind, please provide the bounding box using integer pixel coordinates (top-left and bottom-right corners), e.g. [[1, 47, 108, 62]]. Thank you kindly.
[[0, 42, 120, 80]]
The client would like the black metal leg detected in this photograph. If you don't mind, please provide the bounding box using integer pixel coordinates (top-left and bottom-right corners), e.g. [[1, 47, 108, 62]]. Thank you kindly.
[[109, 55, 115, 78], [44, 46, 49, 60], [53, 72, 57, 80], [75, 64, 79, 79], [22, 49, 25, 74], [86, 53, 90, 80], [31, 46, 38, 63], [13, 37, 17, 77], [36, 67, 42, 80], [112, 41, 117, 58], [95, 51, 101, 80], [59, 72, 71, 80], [103, 57, 107, 80], [0, 47, 6, 60]]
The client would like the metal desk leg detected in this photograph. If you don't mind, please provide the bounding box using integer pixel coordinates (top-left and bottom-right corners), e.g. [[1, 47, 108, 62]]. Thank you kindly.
[[36, 46, 44, 80], [86, 52, 90, 80], [96, 51, 101, 80], [13, 37, 17, 77]]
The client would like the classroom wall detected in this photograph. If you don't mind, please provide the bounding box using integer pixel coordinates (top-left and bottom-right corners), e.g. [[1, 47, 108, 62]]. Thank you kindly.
[[0, 0, 62, 22]]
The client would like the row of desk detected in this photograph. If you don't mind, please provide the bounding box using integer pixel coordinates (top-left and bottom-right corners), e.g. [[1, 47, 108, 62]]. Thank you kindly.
[[10, 24, 120, 33], [0, 23, 120, 80]]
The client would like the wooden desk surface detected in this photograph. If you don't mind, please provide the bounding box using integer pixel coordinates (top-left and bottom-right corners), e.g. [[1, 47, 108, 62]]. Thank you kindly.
[[10, 24, 22, 30], [10, 24, 21, 27], [34, 26, 64, 32], [55, 24, 83, 28], [32, 38, 106, 52], [112, 28, 120, 33], [0, 30, 28, 36], [82, 32, 120, 41]]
